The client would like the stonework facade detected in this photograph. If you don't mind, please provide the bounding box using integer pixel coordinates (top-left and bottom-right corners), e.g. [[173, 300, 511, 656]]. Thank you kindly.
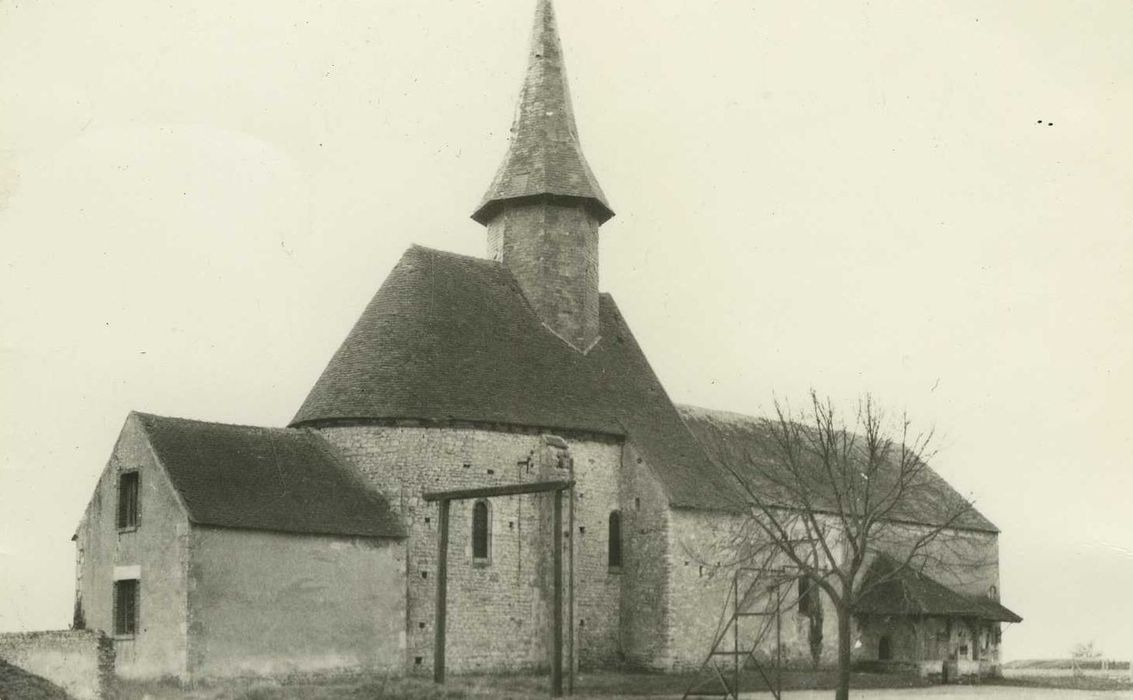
[[663, 509, 1008, 674], [485, 200, 601, 350], [73, 414, 407, 681], [318, 424, 626, 673], [0, 630, 115, 700], [58, 0, 1016, 688], [74, 414, 192, 680]]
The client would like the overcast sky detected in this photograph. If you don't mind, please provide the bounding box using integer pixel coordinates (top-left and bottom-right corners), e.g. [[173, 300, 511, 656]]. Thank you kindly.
[[1, 0, 1130, 662]]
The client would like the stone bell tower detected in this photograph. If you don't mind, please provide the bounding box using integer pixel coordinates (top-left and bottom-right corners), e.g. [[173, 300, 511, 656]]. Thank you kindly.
[[471, 0, 614, 352]]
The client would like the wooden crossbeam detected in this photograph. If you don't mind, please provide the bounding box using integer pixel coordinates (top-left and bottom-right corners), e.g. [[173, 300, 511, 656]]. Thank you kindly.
[[429, 478, 574, 696], [422, 479, 574, 502]]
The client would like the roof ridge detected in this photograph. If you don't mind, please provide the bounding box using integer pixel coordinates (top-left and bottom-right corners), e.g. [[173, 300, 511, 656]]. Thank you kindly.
[[132, 410, 298, 434], [406, 243, 503, 267], [677, 403, 771, 424]]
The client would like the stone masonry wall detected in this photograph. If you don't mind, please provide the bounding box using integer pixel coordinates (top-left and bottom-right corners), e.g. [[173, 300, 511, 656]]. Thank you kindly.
[[906, 528, 1000, 598], [74, 413, 192, 680], [666, 509, 841, 670], [318, 424, 626, 674], [666, 509, 1003, 671], [617, 443, 674, 669], [187, 527, 406, 678], [486, 200, 600, 350], [0, 630, 115, 700]]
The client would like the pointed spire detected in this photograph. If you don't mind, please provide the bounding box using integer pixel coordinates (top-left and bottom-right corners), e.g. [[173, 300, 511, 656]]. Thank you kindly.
[[471, 0, 613, 225]]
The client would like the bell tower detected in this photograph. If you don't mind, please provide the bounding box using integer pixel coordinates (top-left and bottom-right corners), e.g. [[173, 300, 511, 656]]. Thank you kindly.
[[472, 0, 614, 351]]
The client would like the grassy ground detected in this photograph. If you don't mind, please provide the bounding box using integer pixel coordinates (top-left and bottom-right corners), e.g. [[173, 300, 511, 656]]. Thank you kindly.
[[0, 659, 73, 700], [103, 667, 1133, 699], [113, 668, 932, 699], [114, 675, 516, 700], [987, 674, 1133, 692]]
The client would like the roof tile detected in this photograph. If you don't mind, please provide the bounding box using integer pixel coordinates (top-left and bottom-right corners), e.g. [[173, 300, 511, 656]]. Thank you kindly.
[[136, 413, 403, 539]]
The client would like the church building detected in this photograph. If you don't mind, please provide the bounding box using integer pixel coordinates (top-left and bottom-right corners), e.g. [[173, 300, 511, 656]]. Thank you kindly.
[[72, 0, 1018, 684]]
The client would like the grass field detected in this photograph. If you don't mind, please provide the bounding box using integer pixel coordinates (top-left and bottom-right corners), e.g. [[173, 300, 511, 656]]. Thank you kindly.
[[6, 665, 1130, 699], [997, 668, 1133, 692], [111, 669, 932, 700]]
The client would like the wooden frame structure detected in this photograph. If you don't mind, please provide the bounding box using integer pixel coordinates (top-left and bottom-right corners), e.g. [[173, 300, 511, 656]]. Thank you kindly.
[[422, 479, 575, 697], [683, 566, 794, 700]]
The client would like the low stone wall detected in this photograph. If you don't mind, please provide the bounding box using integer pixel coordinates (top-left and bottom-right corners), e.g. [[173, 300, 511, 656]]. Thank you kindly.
[[0, 630, 114, 700]]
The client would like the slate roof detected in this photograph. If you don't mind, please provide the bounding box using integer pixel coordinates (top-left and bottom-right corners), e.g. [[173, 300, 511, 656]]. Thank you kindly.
[[471, 0, 613, 225], [678, 405, 999, 533], [135, 412, 403, 539], [855, 555, 1022, 622], [291, 245, 737, 511]]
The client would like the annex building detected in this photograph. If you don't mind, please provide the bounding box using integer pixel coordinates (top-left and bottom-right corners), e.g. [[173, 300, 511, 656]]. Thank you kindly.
[[72, 0, 1019, 684]]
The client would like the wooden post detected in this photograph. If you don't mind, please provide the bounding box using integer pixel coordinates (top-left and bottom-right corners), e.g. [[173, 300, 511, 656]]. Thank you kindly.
[[775, 583, 782, 697], [732, 576, 739, 700], [551, 491, 563, 697], [566, 483, 575, 695], [434, 498, 450, 685], [420, 479, 573, 696]]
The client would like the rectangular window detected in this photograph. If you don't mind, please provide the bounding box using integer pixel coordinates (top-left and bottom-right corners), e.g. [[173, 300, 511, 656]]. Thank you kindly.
[[798, 577, 812, 615], [117, 471, 139, 529], [113, 579, 139, 636]]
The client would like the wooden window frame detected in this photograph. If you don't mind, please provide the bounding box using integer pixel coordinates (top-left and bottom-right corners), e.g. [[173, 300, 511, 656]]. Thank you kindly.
[[117, 471, 140, 531], [112, 578, 139, 638]]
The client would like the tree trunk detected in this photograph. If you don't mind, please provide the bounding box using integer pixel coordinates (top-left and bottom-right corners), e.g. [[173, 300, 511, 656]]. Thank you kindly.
[[835, 605, 853, 700]]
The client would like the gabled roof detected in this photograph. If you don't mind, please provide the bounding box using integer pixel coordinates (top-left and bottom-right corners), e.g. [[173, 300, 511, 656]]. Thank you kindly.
[[291, 245, 737, 511], [678, 405, 999, 533], [135, 412, 403, 539], [471, 0, 613, 225], [855, 555, 1022, 622]]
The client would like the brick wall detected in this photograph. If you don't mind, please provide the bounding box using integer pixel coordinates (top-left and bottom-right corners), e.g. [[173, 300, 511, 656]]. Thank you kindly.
[[0, 630, 115, 700], [318, 424, 628, 674]]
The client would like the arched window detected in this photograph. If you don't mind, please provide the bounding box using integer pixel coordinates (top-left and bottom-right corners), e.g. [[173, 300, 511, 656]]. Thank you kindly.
[[607, 511, 622, 569], [472, 500, 490, 563], [878, 635, 892, 661]]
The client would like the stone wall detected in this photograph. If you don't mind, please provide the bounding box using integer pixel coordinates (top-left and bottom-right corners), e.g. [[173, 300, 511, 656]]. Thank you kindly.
[[73, 412, 192, 680], [617, 443, 674, 669], [318, 424, 627, 674], [186, 526, 406, 678], [486, 200, 601, 349], [665, 508, 1003, 671], [0, 630, 114, 700], [856, 614, 1003, 669], [665, 509, 841, 670], [907, 528, 1000, 599]]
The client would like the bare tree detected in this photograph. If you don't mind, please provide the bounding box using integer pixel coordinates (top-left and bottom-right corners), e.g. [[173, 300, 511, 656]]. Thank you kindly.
[[1071, 641, 1102, 677], [713, 392, 983, 700]]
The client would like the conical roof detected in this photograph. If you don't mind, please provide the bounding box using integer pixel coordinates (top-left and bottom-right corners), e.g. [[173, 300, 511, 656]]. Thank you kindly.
[[291, 245, 736, 511], [471, 0, 613, 225]]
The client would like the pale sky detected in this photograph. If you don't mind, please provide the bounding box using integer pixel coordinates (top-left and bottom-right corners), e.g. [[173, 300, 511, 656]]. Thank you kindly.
[[1, 0, 1130, 663]]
